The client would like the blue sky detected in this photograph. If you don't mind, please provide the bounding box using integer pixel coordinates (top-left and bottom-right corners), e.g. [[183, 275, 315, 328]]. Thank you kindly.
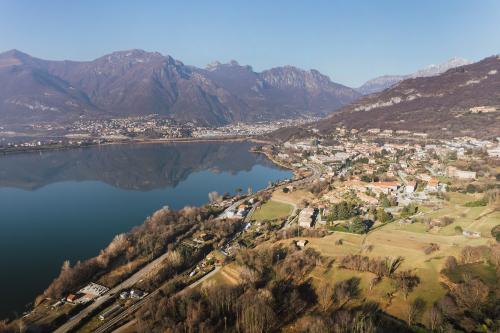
[[0, 0, 499, 86]]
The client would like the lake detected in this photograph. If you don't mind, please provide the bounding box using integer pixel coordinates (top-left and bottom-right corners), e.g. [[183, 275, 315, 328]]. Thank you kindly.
[[0, 141, 291, 319]]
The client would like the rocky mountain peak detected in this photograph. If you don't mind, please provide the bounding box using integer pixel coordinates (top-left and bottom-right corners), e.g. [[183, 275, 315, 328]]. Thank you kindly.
[[205, 61, 222, 70], [0, 49, 28, 59], [99, 49, 165, 65], [411, 57, 471, 78], [0, 50, 361, 127], [205, 60, 252, 72], [357, 57, 471, 95]]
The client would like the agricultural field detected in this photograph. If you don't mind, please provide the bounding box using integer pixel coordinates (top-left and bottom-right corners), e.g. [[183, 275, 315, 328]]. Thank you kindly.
[[393, 192, 499, 238], [200, 263, 242, 288], [250, 200, 293, 222], [282, 205, 497, 324], [272, 189, 314, 206]]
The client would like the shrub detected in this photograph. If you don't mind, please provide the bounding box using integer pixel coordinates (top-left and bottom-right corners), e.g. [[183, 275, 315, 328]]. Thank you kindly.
[[376, 208, 393, 223], [424, 243, 440, 255], [466, 184, 477, 193], [464, 197, 488, 207], [348, 218, 373, 234], [491, 225, 500, 242], [327, 201, 359, 221], [442, 256, 458, 272], [400, 204, 418, 218], [440, 216, 455, 226]]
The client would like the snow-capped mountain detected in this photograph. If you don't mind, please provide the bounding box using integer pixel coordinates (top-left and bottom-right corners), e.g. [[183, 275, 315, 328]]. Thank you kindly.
[[357, 57, 471, 95]]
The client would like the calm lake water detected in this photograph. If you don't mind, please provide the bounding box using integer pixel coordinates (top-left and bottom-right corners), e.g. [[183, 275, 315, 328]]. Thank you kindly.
[[0, 141, 291, 319]]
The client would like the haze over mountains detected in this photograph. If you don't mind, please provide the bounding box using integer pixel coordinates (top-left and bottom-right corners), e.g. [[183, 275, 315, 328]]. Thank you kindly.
[[356, 57, 471, 95], [0, 49, 360, 128]]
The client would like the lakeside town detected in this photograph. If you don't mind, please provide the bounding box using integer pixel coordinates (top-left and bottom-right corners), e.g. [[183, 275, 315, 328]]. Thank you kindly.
[[0, 115, 319, 154], [4, 124, 499, 333]]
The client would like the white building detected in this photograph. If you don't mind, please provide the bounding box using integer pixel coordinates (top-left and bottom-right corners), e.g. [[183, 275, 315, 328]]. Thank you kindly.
[[447, 166, 476, 180], [298, 208, 315, 228], [404, 182, 416, 194], [487, 146, 500, 158]]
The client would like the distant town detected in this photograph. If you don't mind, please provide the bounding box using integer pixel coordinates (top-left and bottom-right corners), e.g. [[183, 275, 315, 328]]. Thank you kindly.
[[0, 115, 319, 154]]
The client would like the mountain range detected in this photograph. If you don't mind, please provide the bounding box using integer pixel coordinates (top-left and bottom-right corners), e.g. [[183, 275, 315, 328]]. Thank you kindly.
[[2, 49, 497, 138], [266, 55, 500, 141], [316, 55, 500, 139], [0, 49, 360, 128], [356, 57, 471, 95]]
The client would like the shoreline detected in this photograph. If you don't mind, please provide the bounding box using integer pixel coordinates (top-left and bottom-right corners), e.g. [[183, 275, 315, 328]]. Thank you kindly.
[[0, 135, 271, 157], [251, 148, 295, 173], [10, 145, 295, 322]]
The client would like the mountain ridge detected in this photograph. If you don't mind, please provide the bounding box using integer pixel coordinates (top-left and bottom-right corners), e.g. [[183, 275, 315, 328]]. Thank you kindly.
[[319, 55, 500, 139], [356, 57, 471, 95], [0, 49, 361, 128]]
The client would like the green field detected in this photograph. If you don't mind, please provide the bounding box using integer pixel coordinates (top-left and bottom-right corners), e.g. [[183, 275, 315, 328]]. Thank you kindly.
[[251, 200, 293, 222], [292, 201, 494, 325]]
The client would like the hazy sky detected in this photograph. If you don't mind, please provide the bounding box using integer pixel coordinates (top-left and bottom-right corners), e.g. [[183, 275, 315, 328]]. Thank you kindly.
[[1, 0, 499, 86]]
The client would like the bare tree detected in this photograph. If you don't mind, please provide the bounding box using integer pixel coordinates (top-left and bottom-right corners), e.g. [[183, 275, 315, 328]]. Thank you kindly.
[[393, 270, 420, 299], [295, 315, 328, 333], [236, 290, 276, 333], [369, 276, 381, 291], [453, 278, 489, 310], [427, 303, 443, 331], [315, 281, 334, 312], [208, 191, 222, 203], [334, 277, 360, 309], [406, 297, 426, 326], [442, 256, 458, 272]]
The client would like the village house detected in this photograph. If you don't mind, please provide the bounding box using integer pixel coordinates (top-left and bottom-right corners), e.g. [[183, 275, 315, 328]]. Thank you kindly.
[[462, 230, 481, 238], [367, 128, 381, 134], [236, 204, 250, 218], [75, 282, 109, 303], [405, 181, 416, 194], [447, 166, 476, 180], [487, 146, 500, 157], [296, 239, 308, 248], [298, 208, 315, 228], [380, 129, 393, 137], [425, 177, 440, 192], [66, 294, 78, 303], [366, 181, 401, 194], [357, 192, 379, 205], [66, 282, 109, 304]]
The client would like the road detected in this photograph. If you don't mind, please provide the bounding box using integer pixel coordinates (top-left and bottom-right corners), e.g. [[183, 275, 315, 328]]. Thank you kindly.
[[186, 266, 221, 289], [95, 267, 221, 333], [98, 171, 320, 332], [54, 161, 322, 333], [53, 250, 171, 333]]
